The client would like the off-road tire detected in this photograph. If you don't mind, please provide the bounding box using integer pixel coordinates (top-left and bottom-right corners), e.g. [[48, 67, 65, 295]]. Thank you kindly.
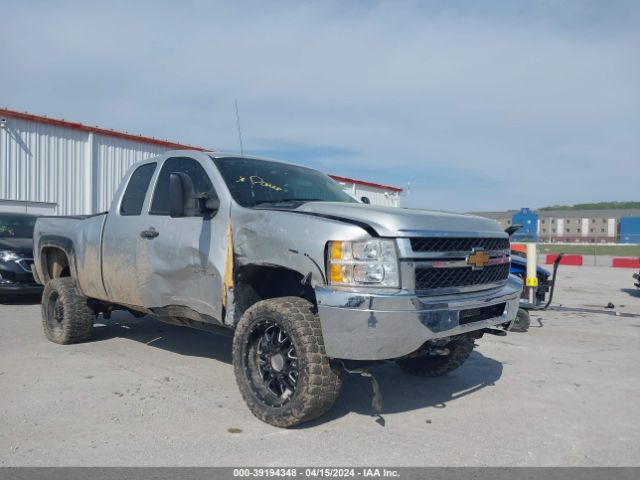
[[42, 277, 94, 344], [396, 338, 475, 377], [509, 308, 531, 332], [232, 297, 342, 428]]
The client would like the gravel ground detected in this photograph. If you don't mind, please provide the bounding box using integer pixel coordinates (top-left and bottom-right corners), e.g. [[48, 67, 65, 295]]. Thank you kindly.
[[1, 266, 639, 466]]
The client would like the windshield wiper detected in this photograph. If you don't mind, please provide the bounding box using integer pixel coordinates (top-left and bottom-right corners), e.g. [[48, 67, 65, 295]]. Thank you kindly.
[[251, 198, 324, 207]]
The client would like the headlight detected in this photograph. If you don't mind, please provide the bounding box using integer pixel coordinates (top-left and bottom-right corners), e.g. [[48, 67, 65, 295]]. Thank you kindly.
[[0, 251, 20, 262], [327, 239, 399, 287]]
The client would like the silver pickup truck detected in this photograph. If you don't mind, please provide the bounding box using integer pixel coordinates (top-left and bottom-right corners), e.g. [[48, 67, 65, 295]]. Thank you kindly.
[[33, 150, 522, 427]]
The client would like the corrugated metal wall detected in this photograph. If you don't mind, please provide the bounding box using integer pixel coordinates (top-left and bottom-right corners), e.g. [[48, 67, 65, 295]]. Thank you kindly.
[[1, 113, 402, 214], [0, 117, 169, 215], [1, 117, 89, 215], [94, 135, 166, 212], [334, 181, 400, 207]]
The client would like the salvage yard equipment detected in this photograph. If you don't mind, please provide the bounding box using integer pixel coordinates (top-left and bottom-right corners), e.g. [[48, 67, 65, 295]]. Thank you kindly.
[[507, 227, 563, 332]]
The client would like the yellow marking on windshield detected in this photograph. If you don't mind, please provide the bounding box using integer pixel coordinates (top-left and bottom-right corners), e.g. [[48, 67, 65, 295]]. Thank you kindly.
[[249, 176, 284, 191]]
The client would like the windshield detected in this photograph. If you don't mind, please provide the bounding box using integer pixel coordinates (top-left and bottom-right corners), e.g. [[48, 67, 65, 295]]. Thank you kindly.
[[0, 214, 38, 238], [211, 157, 358, 208]]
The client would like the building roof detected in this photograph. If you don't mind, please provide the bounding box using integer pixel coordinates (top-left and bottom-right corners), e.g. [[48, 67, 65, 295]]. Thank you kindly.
[[471, 209, 640, 219], [1, 107, 402, 193], [1, 107, 205, 151], [469, 211, 518, 220], [328, 174, 403, 193], [535, 209, 640, 219]]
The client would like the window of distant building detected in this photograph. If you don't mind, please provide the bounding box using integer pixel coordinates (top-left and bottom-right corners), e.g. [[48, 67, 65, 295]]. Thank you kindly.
[[566, 228, 570, 233], [601, 228, 605, 233], [552, 228, 556, 233], [541, 219, 545, 224], [551, 219, 555, 223], [590, 228, 594, 233], [542, 228, 546, 233]]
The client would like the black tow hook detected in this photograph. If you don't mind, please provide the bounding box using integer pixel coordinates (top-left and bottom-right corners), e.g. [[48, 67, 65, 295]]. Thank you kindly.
[[481, 328, 507, 337]]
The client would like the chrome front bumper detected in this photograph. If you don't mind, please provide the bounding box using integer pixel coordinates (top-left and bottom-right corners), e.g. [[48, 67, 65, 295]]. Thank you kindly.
[[315, 275, 523, 360]]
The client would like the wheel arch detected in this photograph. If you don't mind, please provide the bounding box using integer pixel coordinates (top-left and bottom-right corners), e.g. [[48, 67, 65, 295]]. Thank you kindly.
[[231, 263, 317, 325], [39, 237, 78, 283]]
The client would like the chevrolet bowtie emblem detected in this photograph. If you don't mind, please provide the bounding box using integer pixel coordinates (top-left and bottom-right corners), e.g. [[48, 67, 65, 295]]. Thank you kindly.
[[467, 249, 490, 269]]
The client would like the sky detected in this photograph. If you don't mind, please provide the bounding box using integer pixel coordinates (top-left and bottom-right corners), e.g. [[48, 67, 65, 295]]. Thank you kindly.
[[1, 0, 638, 212]]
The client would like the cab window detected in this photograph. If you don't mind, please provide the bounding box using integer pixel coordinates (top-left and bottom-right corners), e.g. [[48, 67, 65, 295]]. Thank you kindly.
[[120, 163, 156, 216], [150, 157, 216, 215]]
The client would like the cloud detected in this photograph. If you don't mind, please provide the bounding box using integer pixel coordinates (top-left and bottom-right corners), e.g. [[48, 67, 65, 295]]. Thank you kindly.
[[1, 0, 638, 211]]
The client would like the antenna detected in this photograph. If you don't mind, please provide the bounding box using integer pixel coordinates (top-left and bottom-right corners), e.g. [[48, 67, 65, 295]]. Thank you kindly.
[[235, 98, 244, 157]]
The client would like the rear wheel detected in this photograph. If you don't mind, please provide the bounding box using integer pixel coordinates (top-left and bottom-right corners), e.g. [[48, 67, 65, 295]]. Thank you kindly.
[[232, 297, 342, 428], [396, 337, 475, 377], [42, 277, 94, 344]]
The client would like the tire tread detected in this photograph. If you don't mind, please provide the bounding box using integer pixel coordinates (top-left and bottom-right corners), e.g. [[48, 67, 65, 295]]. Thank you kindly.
[[42, 277, 93, 344], [232, 296, 341, 427]]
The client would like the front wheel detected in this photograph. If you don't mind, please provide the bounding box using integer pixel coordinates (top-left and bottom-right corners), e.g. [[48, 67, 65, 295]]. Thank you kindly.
[[232, 297, 342, 428], [509, 308, 531, 332]]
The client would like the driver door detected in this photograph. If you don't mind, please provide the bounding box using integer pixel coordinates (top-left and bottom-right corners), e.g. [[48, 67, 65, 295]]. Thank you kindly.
[[136, 156, 225, 321]]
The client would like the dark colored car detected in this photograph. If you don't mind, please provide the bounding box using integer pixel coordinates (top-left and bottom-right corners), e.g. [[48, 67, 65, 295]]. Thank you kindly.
[[509, 254, 553, 305], [0, 212, 43, 300]]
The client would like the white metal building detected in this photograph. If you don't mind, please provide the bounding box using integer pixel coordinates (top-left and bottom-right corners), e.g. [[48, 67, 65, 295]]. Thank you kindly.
[[0, 108, 402, 215], [329, 174, 402, 207]]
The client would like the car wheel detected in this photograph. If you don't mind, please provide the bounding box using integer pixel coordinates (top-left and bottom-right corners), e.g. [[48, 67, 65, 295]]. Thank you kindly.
[[232, 297, 342, 428], [396, 337, 475, 377], [509, 308, 531, 333], [42, 277, 94, 344]]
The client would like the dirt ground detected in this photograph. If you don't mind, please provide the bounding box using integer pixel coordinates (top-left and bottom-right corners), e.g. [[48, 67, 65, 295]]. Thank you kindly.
[[1, 266, 639, 466]]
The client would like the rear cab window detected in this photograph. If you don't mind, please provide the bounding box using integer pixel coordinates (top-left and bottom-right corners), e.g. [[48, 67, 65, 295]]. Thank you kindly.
[[120, 163, 156, 216]]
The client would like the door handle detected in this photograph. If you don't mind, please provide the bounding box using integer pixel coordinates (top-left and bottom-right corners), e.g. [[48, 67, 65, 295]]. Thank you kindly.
[[140, 228, 159, 239]]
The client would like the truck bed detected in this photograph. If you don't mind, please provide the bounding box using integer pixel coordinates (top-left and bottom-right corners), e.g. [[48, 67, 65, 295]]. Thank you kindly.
[[34, 213, 109, 300]]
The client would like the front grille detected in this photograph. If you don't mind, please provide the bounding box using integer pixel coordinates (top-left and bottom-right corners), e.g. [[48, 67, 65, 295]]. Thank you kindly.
[[410, 237, 509, 253], [459, 303, 506, 325], [415, 263, 510, 291]]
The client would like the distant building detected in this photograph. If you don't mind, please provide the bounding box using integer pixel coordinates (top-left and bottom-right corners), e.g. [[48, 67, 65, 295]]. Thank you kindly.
[[329, 175, 402, 207], [472, 208, 640, 244], [0, 108, 402, 215], [619, 217, 640, 244]]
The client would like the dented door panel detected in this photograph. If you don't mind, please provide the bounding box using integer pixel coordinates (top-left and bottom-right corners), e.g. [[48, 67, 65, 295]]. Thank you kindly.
[[137, 213, 228, 321]]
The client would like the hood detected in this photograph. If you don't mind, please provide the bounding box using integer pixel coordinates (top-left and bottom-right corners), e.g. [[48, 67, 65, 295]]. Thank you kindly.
[[294, 202, 505, 237], [0, 237, 34, 256]]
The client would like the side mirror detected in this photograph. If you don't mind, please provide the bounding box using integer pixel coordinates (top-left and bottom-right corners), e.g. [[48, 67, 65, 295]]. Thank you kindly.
[[203, 196, 221, 213], [505, 224, 523, 238], [169, 172, 196, 218], [360, 196, 370, 204]]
